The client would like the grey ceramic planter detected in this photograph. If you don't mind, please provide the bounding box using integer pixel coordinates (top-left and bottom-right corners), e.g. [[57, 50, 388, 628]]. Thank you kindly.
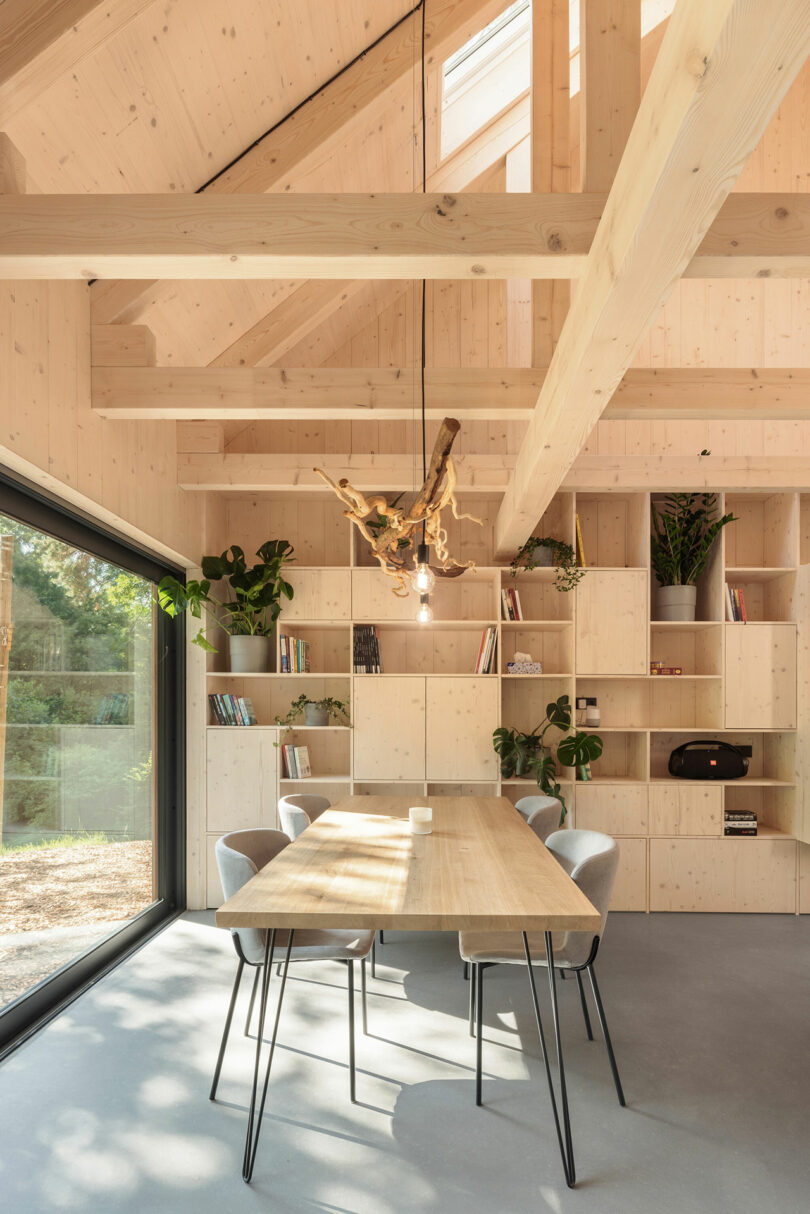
[[656, 584, 697, 622], [304, 703, 329, 726], [228, 634, 272, 673]]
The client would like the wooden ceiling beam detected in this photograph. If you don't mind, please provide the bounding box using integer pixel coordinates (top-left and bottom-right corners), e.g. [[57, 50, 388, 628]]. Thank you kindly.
[[87, 0, 509, 323], [92, 366, 810, 421], [91, 324, 155, 367], [4, 191, 810, 280], [493, 0, 810, 559], [0, 132, 25, 193], [0, 0, 155, 123], [177, 451, 810, 494]]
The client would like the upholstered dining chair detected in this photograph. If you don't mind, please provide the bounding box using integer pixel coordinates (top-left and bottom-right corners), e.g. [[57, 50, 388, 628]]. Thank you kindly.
[[515, 793, 562, 824], [210, 828, 374, 1108], [460, 828, 625, 1108], [526, 800, 564, 844], [277, 792, 330, 840]]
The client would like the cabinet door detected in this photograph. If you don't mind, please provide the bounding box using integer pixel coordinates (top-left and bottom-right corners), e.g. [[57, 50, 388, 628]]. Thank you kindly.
[[353, 676, 426, 780], [725, 624, 796, 729], [576, 570, 648, 675], [650, 838, 796, 912], [610, 837, 647, 910], [206, 729, 277, 833], [649, 784, 722, 836], [574, 783, 648, 835], [425, 677, 499, 781]]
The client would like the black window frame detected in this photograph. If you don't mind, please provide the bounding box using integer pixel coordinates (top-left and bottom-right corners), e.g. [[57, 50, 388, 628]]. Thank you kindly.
[[0, 470, 186, 1060]]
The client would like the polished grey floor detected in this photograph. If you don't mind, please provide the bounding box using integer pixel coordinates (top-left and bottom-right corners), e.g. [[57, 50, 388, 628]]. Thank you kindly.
[[1, 912, 808, 1214]]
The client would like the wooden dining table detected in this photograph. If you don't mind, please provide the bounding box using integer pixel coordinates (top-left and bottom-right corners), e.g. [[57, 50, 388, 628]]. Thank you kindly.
[[216, 795, 601, 1187]]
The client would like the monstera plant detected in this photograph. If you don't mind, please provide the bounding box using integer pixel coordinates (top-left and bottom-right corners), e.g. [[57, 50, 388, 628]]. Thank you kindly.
[[493, 695, 603, 824]]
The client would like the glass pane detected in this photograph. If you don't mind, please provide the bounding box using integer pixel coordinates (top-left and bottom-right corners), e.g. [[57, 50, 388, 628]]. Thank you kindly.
[[0, 515, 156, 1009]]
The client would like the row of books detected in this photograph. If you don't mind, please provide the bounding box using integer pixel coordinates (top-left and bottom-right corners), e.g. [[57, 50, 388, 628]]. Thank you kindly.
[[725, 585, 749, 622], [724, 809, 757, 836], [650, 662, 683, 676], [354, 624, 383, 673], [95, 693, 130, 724], [208, 693, 258, 726], [501, 587, 523, 621], [280, 743, 312, 779], [280, 634, 311, 673], [475, 626, 498, 674]]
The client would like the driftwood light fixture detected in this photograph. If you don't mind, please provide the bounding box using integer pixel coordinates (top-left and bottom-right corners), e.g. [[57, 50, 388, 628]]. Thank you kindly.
[[314, 417, 482, 599]]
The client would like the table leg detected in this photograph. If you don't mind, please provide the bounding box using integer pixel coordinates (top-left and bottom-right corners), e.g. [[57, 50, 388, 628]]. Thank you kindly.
[[522, 932, 576, 1189], [242, 929, 294, 1184]]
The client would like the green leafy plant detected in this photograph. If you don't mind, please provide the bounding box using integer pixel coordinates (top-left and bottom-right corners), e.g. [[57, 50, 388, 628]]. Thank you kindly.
[[510, 536, 585, 592], [157, 540, 295, 651], [493, 695, 603, 824], [651, 494, 736, 587], [275, 694, 351, 729]]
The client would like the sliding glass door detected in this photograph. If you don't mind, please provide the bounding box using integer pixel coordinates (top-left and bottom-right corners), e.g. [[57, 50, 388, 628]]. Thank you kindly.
[[0, 478, 183, 1053]]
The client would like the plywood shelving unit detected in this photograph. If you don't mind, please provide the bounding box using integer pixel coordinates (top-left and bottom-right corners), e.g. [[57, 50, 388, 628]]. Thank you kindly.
[[197, 489, 804, 914]]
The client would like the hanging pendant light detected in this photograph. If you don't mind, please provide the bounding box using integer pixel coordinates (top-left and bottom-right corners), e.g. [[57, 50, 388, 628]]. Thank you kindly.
[[414, 1, 432, 622]]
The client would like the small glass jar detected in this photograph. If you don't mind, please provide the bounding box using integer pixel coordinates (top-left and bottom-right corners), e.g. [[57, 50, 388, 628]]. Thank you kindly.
[[576, 697, 588, 726], [585, 699, 600, 728]]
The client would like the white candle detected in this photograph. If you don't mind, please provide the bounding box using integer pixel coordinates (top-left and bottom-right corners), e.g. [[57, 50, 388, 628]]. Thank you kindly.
[[409, 805, 433, 835]]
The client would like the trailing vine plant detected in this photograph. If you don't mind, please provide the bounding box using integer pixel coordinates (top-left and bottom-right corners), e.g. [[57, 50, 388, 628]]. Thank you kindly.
[[510, 536, 585, 593]]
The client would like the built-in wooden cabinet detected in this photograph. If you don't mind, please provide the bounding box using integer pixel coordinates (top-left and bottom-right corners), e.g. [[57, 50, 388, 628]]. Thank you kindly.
[[194, 488, 805, 914], [353, 676, 425, 781], [576, 570, 648, 674], [725, 623, 796, 728], [425, 677, 499, 781]]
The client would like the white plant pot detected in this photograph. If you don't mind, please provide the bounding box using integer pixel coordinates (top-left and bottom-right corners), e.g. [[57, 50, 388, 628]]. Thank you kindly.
[[656, 584, 697, 622], [228, 634, 272, 674]]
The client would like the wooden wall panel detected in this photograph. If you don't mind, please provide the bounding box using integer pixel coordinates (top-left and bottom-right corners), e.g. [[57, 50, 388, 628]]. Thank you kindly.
[[0, 282, 200, 563]]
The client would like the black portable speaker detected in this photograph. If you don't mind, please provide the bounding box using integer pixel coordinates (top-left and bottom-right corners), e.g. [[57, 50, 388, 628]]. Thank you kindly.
[[668, 740, 749, 780]]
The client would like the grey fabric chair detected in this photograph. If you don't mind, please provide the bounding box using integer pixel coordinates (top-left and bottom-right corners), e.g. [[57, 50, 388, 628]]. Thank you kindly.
[[210, 828, 374, 1106], [277, 793, 330, 840], [460, 828, 625, 1108], [526, 800, 564, 844], [514, 793, 561, 823]]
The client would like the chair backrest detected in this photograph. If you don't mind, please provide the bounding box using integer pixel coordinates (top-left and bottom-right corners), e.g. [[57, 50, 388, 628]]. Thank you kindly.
[[545, 829, 619, 965], [215, 828, 290, 964], [514, 794, 560, 821], [526, 801, 563, 844], [278, 793, 331, 840]]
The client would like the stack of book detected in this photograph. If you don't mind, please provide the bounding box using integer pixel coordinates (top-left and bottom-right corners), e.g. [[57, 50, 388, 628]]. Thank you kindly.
[[724, 809, 757, 836], [95, 692, 130, 724], [725, 585, 748, 621], [354, 624, 382, 673], [281, 742, 312, 779], [209, 693, 258, 726], [475, 626, 497, 674], [280, 634, 311, 672], [501, 587, 523, 620], [650, 661, 683, 676]]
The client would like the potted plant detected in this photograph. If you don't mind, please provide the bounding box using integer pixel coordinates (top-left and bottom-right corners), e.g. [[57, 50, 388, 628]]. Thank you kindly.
[[275, 694, 351, 728], [157, 540, 295, 672], [492, 695, 603, 824], [651, 493, 736, 621], [510, 536, 585, 593]]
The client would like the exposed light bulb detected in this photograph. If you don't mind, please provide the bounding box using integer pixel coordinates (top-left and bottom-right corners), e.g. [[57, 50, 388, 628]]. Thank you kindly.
[[413, 541, 435, 593], [417, 595, 434, 625]]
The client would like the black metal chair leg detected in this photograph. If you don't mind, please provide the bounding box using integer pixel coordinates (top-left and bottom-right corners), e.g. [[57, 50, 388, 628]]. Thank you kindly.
[[378, 930, 384, 945], [244, 965, 260, 1037], [348, 959, 357, 1103], [242, 931, 276, 1182], [463, 960, 470, 981], [361, 957, 368, 1035], [522, 933, 576, 1189], [370, 938, 376, 979], [468, 958, 476, 1037], [244, 927, 295, 1184], [587, 963, 626, 1107], [576, 969, 594, 1040], [210, 957, 244, 1101], [475, 963, 484, 1106]]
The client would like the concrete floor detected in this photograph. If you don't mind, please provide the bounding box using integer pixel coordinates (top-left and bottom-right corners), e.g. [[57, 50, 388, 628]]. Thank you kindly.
[[0, 912, 808, 1214]]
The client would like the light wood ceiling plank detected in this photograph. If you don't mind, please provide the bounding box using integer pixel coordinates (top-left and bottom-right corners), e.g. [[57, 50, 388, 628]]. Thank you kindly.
[[493, 0, 810, 558]]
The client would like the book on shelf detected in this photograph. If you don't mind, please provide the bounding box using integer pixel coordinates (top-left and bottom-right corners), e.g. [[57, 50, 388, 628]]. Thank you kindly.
[[280, 634, 312, 673], [724, 809, 757, 836], [575, 513, 587, 567], [353, 624, 382, 673], [294, 746, 312, 778], [726, 586, 748, 622], [475, 625, 497, 674], [500, 587, 522, 621], [208, 692, 258, 726], [282, 743, 298, 778], [724, 825, 757, 836]]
